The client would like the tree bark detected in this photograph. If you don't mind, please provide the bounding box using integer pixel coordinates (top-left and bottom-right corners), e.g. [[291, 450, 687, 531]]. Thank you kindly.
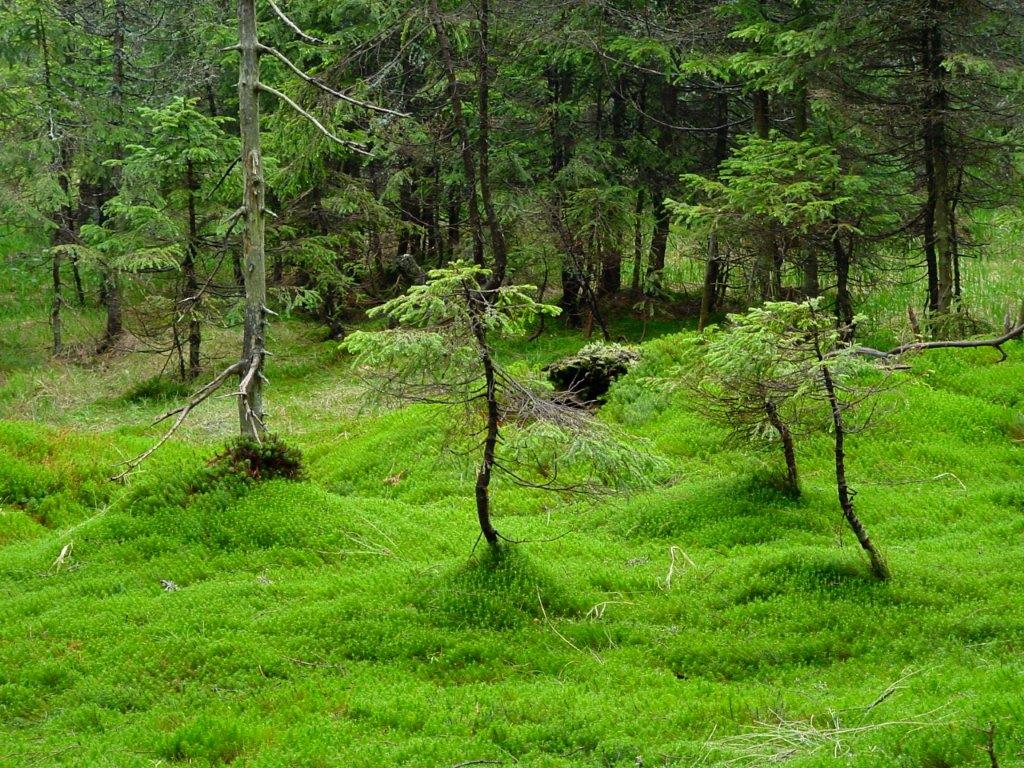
[[764, 399, 798, 494], [833, 234, 854, 338], [475, 0, 507, 289], [819, 357, 890, 580], [237, 0, 267, 439], [699, 90, 731, 331], [184, 159, 202, 379], [466, 287, 500, 545], [794, 86, 819, 298], [429, 0, 485, 269], [39, 16, 70, 357], [751, 89, 777, 300], [924, 8, 955, 313], [630, 187, 645, 296], [646, 80, 677, 284], [99, 0, 127, 351]]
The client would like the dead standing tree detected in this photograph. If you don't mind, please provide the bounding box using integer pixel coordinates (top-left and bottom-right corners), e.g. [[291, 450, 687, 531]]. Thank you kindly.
[[115, 0, 399, 477]]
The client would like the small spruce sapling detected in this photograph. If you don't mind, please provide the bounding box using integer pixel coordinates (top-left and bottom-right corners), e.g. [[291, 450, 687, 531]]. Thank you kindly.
[[344, 261, 656, 546], [677, 300, 892, 579]]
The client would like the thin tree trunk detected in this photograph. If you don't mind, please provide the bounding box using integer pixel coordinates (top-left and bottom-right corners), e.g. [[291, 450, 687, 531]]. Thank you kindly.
[[429, 0, 485, 268], [818, 355, 890, 580], [751, 89, 776, 300], [100, 0, 126, 351], [237, 0, 267, 439], [184, 160, 201, 379], [467, 287, 500, 546], [475, 0, 507, 289], [51, 252, 63, 358], [833, 234, 854, 337], [446, 184, 461, 260], [39, 16, 69, 357], [630, 187, 645, 296], [70, 254, 85, 306], [764, 399, 799, 494], [794, 86, 818, 297], [925, 8, 955, 313], [699, 90, 730, 330]]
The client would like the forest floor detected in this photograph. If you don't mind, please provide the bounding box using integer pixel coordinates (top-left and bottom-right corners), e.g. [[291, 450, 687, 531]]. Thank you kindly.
[[1, 247, 1024, 767]]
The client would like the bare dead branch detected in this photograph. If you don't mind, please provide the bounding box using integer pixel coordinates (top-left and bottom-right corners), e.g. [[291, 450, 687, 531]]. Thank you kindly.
[[112, 359, 247, 480], [856, 322, 1024, 363], [257, 44, 409, 117], [266, 0, 322, 44], [255, 83, 372, 156]]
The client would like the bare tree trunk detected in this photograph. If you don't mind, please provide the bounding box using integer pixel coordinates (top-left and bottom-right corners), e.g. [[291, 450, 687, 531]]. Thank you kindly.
[[446, 184, 461, 260], [429, 0, 485, 269], [924, 8, 955, 313], [646, 80, 677, 285], [833, 234, 854, 338], [70, 254, 85, 306], [475, 0, 507, 289], [699, 90, 731, 331], [647, 194, 670, 278], [51, 252, 63, 357], [752, 89, 770, 139], [764, 399, 798, 494], [630, 187, 645, 296], [184, 160, 202, 379], [467, 288, 500, 546], [100, 0, 126, 351], [794, 86, 819, 298], [39, 17, 70, 357], [751, 89, 777, 300], [237, 0, 267, 439], [816, 345, 890, 580]]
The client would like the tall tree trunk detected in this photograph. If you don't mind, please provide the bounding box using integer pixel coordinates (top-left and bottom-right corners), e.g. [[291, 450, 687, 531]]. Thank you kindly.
[[599, 75, 627, 298], [646, 80, 677, 285], [39, 16, 70, 357], [647, 195, 670, 279], [752, 90, 770, 139], [475, 0, 507, 289], [100, 0, 126, 351], [630, 187, 645, 296], [446, 184, 461, 260], [184, 160, 202, 379], [924, 7, 955, 313], [237, 0, 267, 439], [751, 89, 777, 300], [51, 250, 63, 358], [428, 160, 441, 266], [699, 90, 731, 331], [794, 86, 819, 298], [429, 0, 485, 269]]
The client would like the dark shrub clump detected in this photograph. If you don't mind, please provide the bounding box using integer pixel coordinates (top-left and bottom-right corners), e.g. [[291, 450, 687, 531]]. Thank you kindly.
[[546, 342, 640, 404], [207, 435, 304, 482]]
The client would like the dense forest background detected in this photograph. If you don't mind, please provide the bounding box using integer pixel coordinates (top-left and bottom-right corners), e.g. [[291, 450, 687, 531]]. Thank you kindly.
[[3, 0, 1024, 369]]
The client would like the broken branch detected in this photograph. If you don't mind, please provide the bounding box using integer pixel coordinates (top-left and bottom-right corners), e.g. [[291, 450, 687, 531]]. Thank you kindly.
[[256, 82, 372, 156], [257, 44, 408, 117], [266, 0, 322, 44], [112, 359, 247, 480]]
